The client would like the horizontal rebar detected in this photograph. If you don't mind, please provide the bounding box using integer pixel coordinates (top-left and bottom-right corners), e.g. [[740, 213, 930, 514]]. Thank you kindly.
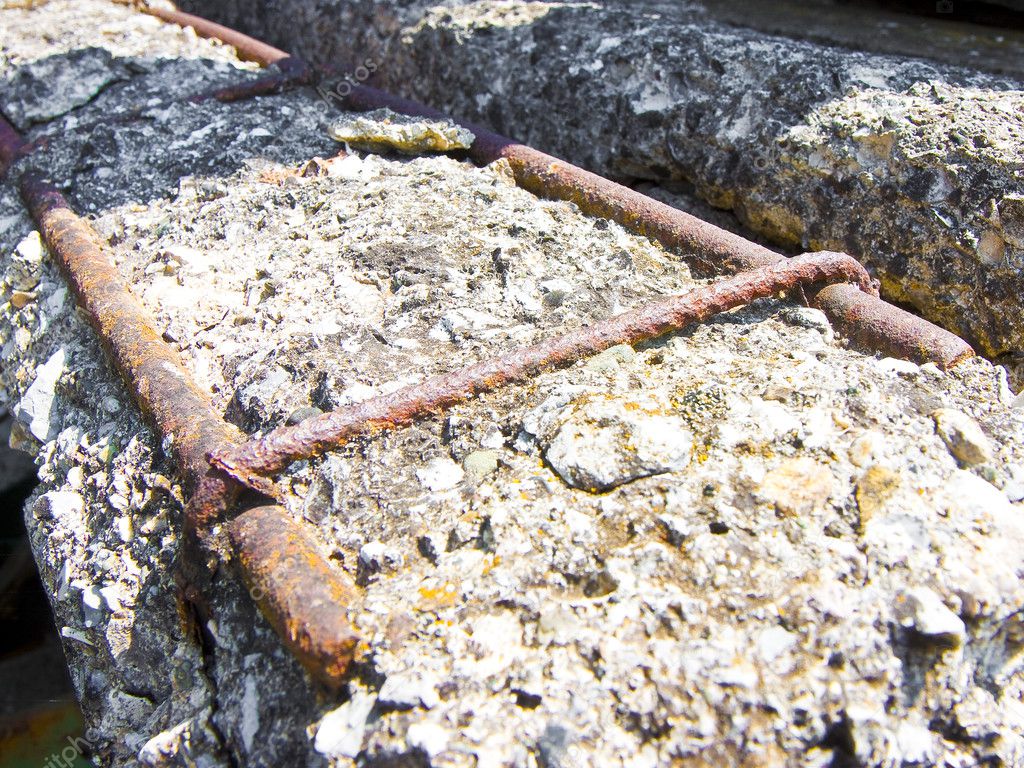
[[343, 85, 974, 369], [198, 56, 311, 103], [139, 4, 292, 66], [212, 252, 875, 484]]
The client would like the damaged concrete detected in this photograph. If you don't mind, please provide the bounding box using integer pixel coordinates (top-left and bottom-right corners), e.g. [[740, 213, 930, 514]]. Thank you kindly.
[[2, 1, 1024, 767], [179, 0, 1024, 384]]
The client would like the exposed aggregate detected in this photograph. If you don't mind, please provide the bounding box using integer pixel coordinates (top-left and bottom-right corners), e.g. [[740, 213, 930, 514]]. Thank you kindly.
[[2, 2, 1024, 767]]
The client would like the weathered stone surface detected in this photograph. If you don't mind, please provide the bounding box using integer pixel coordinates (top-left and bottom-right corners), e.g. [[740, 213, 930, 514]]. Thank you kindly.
[[3, 2, 1024, 767], [0, 46, 127, 129], [181, 0, 1024, 383], [528, 392, 694, 492], [329, 108, 475, 153], [932, 406, 995, 466]]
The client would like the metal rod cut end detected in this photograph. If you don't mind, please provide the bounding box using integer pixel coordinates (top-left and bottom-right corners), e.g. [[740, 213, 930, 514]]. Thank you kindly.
[[229, 505, 361, 689]]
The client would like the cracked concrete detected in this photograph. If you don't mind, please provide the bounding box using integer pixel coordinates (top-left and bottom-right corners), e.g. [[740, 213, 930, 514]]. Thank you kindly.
[[2, 2, 1024, 766]]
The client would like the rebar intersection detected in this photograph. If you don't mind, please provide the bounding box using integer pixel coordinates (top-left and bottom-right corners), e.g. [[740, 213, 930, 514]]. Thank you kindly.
[[1, 1, 979, 690]]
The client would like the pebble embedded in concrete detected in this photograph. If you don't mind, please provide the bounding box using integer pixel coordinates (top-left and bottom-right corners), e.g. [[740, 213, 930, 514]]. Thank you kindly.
[[540, 394, 694, 492], [932, 407, 995, 466], [758, 456, 834, 516], [894, 586, 967, 647], [14, 346, 66, 442]]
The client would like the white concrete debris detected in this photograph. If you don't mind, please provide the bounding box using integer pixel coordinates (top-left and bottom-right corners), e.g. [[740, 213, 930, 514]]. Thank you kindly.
[[314, 691, 377, 759], [329, 108, 475, 154], [14, 346, 66, 441], [895, 587, 967, 647], [416, 456, 465, 491], [81, 584, 108, 628], [406, 720, 451, 758], [540, 394, 694, 491], [33, 489, 85, 525], [378, 670, 441, 710]]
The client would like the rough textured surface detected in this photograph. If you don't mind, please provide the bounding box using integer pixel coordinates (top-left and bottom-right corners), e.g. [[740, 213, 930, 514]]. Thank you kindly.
[[329, 109, 476, 154], [3, 2, 1024, 767], [179, 0, 1024, 384]]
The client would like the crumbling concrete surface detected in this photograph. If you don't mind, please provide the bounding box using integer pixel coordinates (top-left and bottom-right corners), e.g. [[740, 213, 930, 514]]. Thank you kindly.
[[180, 0, 1024, 384], [3, 1, 1024, 767]]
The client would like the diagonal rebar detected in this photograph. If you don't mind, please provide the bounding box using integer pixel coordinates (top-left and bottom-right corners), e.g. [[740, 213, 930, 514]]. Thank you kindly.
[[211, 252, 875, 486]]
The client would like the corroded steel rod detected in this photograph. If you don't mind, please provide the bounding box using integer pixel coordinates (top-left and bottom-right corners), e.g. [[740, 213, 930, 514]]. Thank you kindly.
[[811, 283, 973, 368], [19, 171, 243, 487], [230, 505, 360, 686], [199, 56, 311, 103], [18, 170, 358, 689], [212, 252, 875, 483]]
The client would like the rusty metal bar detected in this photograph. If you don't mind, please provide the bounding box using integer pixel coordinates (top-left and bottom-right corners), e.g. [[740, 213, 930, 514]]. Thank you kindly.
[[7, 4, 976, 691], [17, 169, 358, 689], [811, 283, 973, 368], [197, 56, 311, 103], [19, 171, 243, 485], [212, 252, 875, 483], [230, 505, 360, 687], [139, 4, 291, 67]]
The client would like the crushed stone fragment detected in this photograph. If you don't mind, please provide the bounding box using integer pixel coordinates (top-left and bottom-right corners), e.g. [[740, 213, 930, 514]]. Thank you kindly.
[[329, 108, 475, 154], [932, 407, 994, 466]]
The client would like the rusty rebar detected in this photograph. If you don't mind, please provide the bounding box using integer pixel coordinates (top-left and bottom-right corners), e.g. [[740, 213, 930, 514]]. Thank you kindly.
[[230, 505, 360, 687], [212, 252, 874, 484], [139, 4, 292, 67], [19, 171, 243, 486], [811, 283, 973, 368], [18, 170, 358, 689], [194, 56, 312, 103]]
